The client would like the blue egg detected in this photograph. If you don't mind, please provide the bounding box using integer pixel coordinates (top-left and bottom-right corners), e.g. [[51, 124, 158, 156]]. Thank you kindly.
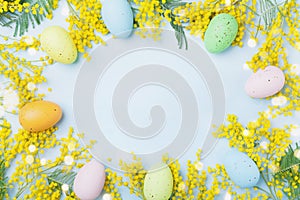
[[223, 149, 260, 188], [101, 0, 133, 38]]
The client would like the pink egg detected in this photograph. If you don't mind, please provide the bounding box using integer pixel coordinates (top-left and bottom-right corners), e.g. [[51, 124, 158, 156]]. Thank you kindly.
[[73, 159, 106, 200], [245, 66, 285, 98]]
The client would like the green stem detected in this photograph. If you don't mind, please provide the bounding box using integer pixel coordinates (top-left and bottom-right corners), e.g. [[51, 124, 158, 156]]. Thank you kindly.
[[66, 0, 80, 20], [0, 34, 19, 41], [5, 111, 17, 115], [14, 161, 64, 199], [254, 186, 273, 197], [255, 17, 262, 38], [0, 124, 11, 129], [47, 176, 64, 186], [15, 182, 31, 199], [259, 0, 286, 20], [261, 172, 278, 200]]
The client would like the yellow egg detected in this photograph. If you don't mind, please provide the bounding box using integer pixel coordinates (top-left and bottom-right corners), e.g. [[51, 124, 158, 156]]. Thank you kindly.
[[19, 100, 62, 132], [40, 26, 77, 64]]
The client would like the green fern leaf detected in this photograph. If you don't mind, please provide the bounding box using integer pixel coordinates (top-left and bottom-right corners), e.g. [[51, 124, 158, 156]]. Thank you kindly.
[[47, 169, 77, 194], [0, 159, 8, 200], [161, 0, 189, 49], [274, 144, 300, 199], [1, 0, 56, 37]]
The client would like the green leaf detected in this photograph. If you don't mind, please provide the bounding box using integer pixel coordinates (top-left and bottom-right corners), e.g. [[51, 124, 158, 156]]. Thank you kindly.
[[279, 145, 300, 172], [257, 0, 288, 31], [47, 169, 77, 195], [1, 0, 56, 37], [275, 144, 300, 199], [0, 13, 13, 27], [161, 0, 189, 49], [0, 159, 8, 200]]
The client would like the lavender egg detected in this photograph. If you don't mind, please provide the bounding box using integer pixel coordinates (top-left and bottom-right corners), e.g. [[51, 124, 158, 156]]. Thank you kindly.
[[73, 159, 106, 200], [245, 66, 285, 98]]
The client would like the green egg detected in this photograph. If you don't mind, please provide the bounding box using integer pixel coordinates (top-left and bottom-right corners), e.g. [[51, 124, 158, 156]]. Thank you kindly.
[[204, 13, 238, 53], [40, 26, 77, 64], [143, 165, 173, 200]]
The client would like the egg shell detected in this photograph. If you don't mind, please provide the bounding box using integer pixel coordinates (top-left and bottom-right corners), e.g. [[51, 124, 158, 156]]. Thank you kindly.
[[245, 66, 285, 98], [204, 13, 238, 53], [19, 100, 62, 132], [143, 165, 173, 200], [101, 0, 133, 38], [40, 26, 77, 64], [73, 159, 106, 200], [224, 149, 260, 188]]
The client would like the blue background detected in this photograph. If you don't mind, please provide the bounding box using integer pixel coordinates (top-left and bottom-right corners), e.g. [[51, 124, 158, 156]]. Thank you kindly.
[[1, 1, 300, 199]]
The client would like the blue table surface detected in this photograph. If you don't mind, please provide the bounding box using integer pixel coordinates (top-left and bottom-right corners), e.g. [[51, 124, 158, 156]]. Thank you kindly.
[[1, 1, 300, 199]]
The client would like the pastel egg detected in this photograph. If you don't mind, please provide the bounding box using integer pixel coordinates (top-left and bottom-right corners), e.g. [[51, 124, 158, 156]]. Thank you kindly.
[[19, 100, 62, 132], [223, 149, 260, 188], [245, 66, 285, 98], [73, 159, 106, 200], [40, 26, 77, 64], [204, 13, 238, 53], [143, 165, 173, 200], [101, 0, 133, 38]]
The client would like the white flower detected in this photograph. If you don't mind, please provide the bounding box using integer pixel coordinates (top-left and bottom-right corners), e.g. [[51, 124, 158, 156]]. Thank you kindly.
[[242, 129, 250, 137], [294, 149, 300, 159], [28, 145, 36, 153], [271, 96, 287, 106], [224, 191, 232, 200], [64, 155, 74, 165], [67, 142, 76, 151], [225, 0, 231, 6], [3, 89, 19, 111], [25, 155, 34, 164], [27, 82, 36, 91], [247, 38, 257, 48], [103, 193, 113, 200], [195, 161, 204, 170], [61, 184, 69, 193], [40, 158, 47, 166], [24, 36, 34, 45]]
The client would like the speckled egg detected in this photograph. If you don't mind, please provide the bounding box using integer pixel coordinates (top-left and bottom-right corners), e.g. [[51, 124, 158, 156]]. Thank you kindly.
[[245, 66, 285, 98], [73, 159, 106, 200], [143, 165, 173, 200], [19, 100, 62, 132], [224, 149, 260, 188], [101, 0, 133, 38], [204, 13, 238, 53], [40, 26, 77, 64]]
